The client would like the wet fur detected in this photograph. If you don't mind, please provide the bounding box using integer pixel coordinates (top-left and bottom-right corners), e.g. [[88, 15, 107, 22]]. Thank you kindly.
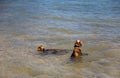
[[37, 46, 69, 55], [71, 47, 82, 58], [70, 40, 88, 59], [37, 40, 88, 58]]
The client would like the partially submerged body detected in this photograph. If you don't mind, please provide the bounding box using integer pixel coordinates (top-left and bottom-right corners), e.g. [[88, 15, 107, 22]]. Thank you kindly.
[[37, 45, 71, 55], [70, 40, 88, 59], [37, 40, 88, 58]]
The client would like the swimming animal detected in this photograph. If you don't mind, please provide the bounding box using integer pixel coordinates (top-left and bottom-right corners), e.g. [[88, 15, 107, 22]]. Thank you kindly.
[[37, 45, 69, 55], [71, 40, 88, 59], [37, 40, 88, 57]]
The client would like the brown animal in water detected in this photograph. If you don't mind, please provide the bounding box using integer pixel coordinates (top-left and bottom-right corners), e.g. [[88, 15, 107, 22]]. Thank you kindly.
[[37, 45, 69, 55], [37, 40, 88, 57], [37, 45, 45, 52], [71, 40, 83, 58], [71, 40, 88, 59]]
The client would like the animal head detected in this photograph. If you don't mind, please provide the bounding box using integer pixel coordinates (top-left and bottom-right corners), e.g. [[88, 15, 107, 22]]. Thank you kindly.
[[74, 40, 83, 47], [37, 45, 45, 52]]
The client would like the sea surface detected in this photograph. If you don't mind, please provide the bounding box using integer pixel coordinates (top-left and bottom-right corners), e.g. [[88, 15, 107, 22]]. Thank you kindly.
[[0, 0, 120, 78]]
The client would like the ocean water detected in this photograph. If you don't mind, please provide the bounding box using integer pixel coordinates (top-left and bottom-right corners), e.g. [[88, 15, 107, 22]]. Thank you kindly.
[[0, 0, 120, 78]]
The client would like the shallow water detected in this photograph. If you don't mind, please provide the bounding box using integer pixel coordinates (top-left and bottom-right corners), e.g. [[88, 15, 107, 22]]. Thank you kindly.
[[0, 0, 120, 78]]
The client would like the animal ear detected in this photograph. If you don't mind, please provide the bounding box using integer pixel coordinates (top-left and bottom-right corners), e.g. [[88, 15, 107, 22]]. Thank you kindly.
[[79, 41, 83, 46], [80, 40, 83, 44]]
